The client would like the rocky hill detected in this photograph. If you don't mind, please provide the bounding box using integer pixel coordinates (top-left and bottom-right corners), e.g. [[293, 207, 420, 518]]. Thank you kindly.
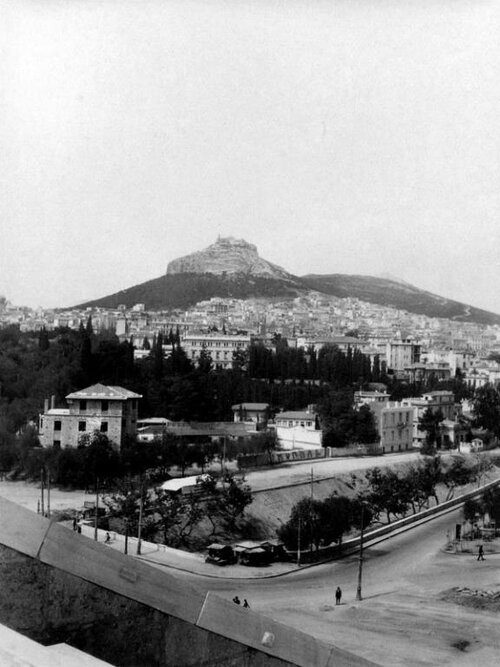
[[166, 237, 295, 281], [77, 238, 500, 325]]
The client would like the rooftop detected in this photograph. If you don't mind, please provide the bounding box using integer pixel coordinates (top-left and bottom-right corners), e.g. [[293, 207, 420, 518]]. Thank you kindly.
[[66, 383, 142, 401]]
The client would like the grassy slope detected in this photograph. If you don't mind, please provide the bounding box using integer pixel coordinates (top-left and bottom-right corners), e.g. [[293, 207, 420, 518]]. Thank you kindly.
[[247, 457, 500, 540]]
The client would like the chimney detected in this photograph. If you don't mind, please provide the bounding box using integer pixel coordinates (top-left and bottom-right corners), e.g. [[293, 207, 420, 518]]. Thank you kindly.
[[44, 398, 49, 413], [50, 395, 55, 410]]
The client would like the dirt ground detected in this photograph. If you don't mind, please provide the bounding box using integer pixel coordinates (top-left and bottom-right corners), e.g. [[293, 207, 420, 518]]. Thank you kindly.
[[0, 480, 89, 515]]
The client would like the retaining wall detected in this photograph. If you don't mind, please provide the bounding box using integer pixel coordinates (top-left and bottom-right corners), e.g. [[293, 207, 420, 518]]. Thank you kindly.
[[0, 496, 376, 667]]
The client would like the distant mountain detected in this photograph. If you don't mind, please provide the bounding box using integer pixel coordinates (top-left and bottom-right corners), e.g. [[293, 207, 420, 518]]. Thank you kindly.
[[301, 274, 500, 325], [77, 238, 500, 325]]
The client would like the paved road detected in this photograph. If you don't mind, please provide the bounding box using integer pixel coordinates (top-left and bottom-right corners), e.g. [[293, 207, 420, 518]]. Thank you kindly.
[[245, 451, 420, 491], [171, 509, 500, 666]]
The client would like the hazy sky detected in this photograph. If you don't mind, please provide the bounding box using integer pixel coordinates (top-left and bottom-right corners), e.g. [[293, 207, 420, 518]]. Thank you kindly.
[[2, 0, 499, 312]]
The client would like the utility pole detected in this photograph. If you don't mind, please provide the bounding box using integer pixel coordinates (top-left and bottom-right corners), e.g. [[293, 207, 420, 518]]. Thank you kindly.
[[356, 504, 365, 601], [136, 482, 144, 555], [94, 477, 99, 541], [47, 467, 51, 518], [297, 515, 301, 567], [40, 467, 45, 517]]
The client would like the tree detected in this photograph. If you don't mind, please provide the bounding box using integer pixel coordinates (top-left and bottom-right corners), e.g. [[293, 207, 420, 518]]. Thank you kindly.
[[153, 332, 164, 381], [480, 487, 500, 526], [79, 431, 120, 490], [419, 408, 444, 454], [277, 497, 324, 552], [197, 345, 213, 374], [218, 475, 253, 531], [277, 494, 370, 554], [355, 405, 378, 444], [364, 467, 411, 523], [38, 327, 50, 351], [463, 498, 482, 524], [232, 347, 249, 374], [473, 384, 500, 439], [441, 457, 476, 501], [104, 477, 156, 548]]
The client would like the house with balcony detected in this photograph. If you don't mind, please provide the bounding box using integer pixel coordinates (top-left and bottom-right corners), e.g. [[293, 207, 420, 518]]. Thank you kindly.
[[38, 383, 142, 449]]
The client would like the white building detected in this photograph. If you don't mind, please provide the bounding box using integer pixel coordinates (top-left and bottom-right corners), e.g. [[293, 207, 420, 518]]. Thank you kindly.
[[368, 401, 414, 453], [182, 333, 251, 370], [275, 409, 322, 450]]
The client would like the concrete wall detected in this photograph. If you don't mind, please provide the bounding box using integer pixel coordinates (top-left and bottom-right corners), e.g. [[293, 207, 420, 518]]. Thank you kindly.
[[0, 497, 376, 667]]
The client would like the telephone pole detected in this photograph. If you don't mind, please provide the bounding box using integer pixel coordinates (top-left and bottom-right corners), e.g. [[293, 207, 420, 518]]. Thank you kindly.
[[356, 504, 365, 601]]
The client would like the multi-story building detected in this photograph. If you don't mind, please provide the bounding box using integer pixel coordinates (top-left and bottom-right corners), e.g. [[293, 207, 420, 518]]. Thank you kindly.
[[368, 401, 414, 453], [182, 333, 251, 370], [38, 383, 142, 449], [386, 335, 421, 373], [354, 390, 390, 408], [402, 390, 456, 447]]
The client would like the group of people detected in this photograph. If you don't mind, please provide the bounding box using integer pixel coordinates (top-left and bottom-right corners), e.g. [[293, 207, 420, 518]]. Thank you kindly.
[[232, 588, 342, 609], [232, 596, 250, 608]]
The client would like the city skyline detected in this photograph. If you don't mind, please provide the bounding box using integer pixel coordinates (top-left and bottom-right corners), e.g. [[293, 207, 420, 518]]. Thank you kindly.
[[2, 0, 499, 312]]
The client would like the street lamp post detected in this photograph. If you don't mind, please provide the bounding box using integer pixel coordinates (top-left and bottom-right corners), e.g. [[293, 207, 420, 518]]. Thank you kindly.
[[356, 504, 365, 602]]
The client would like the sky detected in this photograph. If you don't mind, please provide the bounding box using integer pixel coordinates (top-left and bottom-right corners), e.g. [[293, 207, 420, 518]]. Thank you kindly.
[[1, 0, 500, 313]]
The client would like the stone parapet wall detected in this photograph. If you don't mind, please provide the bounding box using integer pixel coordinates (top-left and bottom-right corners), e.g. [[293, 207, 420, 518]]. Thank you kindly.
[[0, 497, 376, 667]]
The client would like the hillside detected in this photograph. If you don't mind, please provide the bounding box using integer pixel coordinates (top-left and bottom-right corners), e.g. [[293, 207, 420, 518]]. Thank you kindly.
[[77, 272, 305, 311], [301, 274, 500, 325]]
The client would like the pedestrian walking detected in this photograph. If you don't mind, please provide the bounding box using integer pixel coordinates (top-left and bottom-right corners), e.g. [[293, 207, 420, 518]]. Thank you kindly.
[[105, 532, 111, 544], [243, 599, 250, 609], [477, 544, 485, 561], [335, 586, 342, 605], [233, 596, 241, 605], [72, 517, 77, 531]]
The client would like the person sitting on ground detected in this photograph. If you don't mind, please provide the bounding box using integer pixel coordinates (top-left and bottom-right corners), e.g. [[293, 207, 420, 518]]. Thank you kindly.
[[232, 596, 241, 605]]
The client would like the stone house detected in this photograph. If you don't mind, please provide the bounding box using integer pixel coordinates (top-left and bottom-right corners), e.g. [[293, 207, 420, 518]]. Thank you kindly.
[[38, 383, 142, 449]]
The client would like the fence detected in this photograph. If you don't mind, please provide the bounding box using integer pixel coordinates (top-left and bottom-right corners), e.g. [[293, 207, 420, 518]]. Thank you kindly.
[[238, 444, 382, 469]]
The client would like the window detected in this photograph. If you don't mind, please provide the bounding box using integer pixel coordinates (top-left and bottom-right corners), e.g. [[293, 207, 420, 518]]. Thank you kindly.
[[101, 400, 109, 412], [54, 420, 61, 431], [80, 400, 87, 411], [100, 421, 108, 433], [78, 421, 86, 432]]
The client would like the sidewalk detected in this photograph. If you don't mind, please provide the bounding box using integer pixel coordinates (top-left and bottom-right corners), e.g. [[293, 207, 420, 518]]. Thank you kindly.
[[73, 522, 298, 579]]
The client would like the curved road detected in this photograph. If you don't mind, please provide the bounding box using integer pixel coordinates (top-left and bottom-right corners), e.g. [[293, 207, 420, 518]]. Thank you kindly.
[[171, 508, 500, 666]]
